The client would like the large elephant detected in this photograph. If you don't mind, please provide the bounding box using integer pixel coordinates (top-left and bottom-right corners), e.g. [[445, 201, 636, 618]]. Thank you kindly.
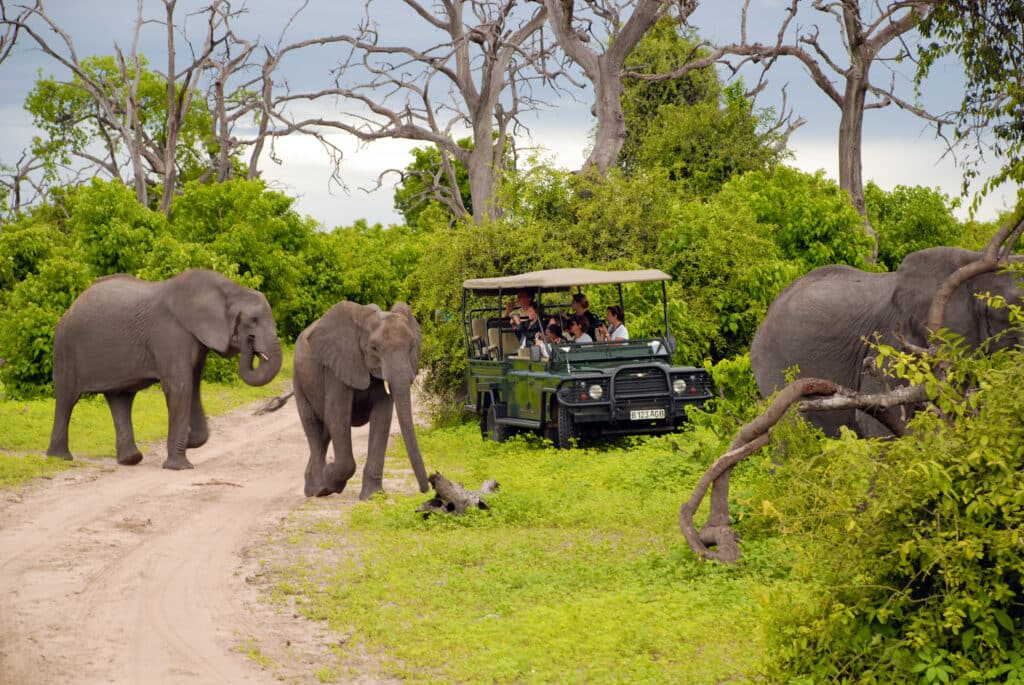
[[294, 300, 430, 499], [47, 269, 283, 469], [750, 246, 1022, 437]]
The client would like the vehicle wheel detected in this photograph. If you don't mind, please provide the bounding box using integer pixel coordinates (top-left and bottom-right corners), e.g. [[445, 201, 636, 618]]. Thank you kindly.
[[484, 404, 510, 443], [555, 404, 576, 449]]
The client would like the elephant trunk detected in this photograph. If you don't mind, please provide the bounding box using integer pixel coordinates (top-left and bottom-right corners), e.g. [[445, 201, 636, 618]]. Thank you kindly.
[[238, 332, 283, 386], [392, 384, 430, 493]]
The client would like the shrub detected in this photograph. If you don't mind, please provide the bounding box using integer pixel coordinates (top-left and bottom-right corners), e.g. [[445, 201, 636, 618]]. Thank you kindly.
[[0, 254, 92, 398], [759, 318, 1024, 682]]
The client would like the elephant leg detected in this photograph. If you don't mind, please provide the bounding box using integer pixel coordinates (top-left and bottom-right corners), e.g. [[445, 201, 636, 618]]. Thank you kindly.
[[46, 388, 80, 461], [322, 389, 357, 496], [161, 382, 194, 470], [296, 385, 331, 497], [359, 385, 394, 501], [187, 367, 209, 449], [105, 391, 143, 465]]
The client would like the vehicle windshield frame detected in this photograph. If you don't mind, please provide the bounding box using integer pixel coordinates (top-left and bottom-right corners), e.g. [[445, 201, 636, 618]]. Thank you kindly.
[[461, 268, 673, 354]]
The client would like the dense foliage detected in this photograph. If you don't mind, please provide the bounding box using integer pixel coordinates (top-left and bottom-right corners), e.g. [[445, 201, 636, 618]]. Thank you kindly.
[[749, 311, 1024, 682]]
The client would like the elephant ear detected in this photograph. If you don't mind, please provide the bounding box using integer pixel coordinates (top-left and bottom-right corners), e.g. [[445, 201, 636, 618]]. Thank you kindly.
[[308, 301, 381, 390], [391, 301, 421, 369], [891, 247, 981, 343], [167, 270, 235, 354]]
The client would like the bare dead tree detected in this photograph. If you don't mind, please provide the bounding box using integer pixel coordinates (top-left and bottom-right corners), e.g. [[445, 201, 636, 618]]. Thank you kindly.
[[681, 216, 1024, 564], [257, 0, 560, 225], [0, 0, 273, 213], [543, 0, 700, 174], [0, 151, 47, 217]]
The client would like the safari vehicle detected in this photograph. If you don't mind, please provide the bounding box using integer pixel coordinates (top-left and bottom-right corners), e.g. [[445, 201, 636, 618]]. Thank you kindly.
[[462, 268, 713, 448]]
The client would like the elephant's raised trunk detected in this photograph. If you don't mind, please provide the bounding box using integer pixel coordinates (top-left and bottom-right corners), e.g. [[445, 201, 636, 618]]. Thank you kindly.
[[392, 384, 430, 493], [238, 334, 282, 386]]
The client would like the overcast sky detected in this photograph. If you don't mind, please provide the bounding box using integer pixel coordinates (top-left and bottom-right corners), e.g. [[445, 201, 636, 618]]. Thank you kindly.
[[0, 0, 1018, 229]]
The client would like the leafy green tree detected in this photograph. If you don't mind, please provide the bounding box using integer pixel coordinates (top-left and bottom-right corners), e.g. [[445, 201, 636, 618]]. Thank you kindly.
[[26, 55, 214, 205], [619, 18, 784, 197], [63, 179, 167, 276], [866, 182, 965, 270], [0, 252, 92, 398], [918, 3, 1024, 202]]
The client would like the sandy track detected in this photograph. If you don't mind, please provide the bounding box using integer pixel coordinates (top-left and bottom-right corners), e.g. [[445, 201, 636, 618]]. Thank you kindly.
[[0, 394, 392, 685]]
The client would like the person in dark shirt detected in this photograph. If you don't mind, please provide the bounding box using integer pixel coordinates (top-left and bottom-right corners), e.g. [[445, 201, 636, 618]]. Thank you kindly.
[[571, 293, 601, 334], [512, 303, 543, 347]]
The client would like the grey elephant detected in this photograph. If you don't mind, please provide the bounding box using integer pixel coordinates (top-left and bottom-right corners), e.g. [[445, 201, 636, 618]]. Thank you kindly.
[[47, 269, 283, 469], [294, 300, 430, 499], [750, 246, 1022, 437]]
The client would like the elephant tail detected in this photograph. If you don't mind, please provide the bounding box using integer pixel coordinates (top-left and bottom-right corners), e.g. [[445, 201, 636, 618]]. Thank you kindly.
[[255, 391, 294, 415]]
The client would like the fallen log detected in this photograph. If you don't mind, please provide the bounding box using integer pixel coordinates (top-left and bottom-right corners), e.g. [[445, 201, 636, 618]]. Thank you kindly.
[[416, 472, 499, 516]]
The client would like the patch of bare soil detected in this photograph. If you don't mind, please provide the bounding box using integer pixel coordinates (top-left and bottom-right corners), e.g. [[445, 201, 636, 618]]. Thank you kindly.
[[0, 387, 423, 684]]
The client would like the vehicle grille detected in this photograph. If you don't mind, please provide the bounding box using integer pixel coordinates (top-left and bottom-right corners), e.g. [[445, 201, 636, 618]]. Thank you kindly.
[[614, 367, 668, 396]]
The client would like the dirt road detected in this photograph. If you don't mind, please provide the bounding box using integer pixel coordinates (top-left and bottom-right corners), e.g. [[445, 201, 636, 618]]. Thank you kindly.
[[0, 394, 404, 684]]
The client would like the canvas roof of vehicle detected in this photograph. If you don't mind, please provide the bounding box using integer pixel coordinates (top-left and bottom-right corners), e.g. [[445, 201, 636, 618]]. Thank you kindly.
[[462, 268, 671, 296]]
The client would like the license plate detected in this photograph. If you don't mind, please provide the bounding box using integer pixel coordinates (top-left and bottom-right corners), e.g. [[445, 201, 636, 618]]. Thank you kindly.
[[630, 408, 666, 421]]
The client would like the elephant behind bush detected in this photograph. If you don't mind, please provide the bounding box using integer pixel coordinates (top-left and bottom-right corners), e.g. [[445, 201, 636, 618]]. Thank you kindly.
[[750, 246, 1022, 437]]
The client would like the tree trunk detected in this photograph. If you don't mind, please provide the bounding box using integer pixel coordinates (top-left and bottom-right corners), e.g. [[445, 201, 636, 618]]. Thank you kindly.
[[838, 69, 879, 262]]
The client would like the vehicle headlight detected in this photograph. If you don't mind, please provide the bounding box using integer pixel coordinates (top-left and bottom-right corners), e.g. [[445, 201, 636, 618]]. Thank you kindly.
[[588, 384, 604, 400], [672, 378, 688, 394]]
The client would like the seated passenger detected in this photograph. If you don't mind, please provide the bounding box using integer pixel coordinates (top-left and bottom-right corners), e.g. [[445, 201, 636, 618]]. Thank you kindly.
[[512, 303, 543, 347], [571, 293, 602, 335], [504, 289, 535, 319], [566, 314, 593, 343], [536, 323, 565, 359], [597, 305, 629, 343]]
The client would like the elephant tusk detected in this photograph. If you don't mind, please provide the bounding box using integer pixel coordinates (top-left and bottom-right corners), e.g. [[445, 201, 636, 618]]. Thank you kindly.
[[384, 380, 391, 396], [258, 352, 269, 361]]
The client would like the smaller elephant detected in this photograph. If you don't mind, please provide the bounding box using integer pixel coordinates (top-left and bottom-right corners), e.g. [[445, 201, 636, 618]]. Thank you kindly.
[[47, 269, 283, 468], [293, 300, 430, 499], [750, 246, 1022, 437]]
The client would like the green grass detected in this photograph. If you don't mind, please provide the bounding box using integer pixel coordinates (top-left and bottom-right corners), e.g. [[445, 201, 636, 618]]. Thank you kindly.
[[268, 426, 795, 683], [0, 346, 294, 486]]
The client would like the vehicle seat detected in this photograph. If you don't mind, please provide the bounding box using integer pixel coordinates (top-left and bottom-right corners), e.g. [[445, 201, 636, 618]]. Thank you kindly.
[[470, 318, 487, 357], [500, 330, 519, 357], [486, 327, 501, 359]]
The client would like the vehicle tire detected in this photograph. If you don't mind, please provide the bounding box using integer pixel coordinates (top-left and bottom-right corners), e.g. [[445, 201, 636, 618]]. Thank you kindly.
[[555, 404, 576, 449], [484, 404, 510, 443]]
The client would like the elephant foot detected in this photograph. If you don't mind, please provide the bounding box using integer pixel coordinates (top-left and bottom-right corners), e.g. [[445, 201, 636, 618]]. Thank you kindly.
[[117, 451, 143, 466], [46, 442, 73, 461], [359, 482, 383, 501], [187, 430, 209, 449], [161, 456, 195, 470]]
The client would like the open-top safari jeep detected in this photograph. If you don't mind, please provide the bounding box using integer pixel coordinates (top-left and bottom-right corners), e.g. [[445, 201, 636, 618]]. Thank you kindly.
[[461, 268, 713, 448]]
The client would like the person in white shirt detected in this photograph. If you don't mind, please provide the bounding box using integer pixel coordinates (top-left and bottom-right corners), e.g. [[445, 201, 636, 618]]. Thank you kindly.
[[597, 305, 629, 343], [566, 314, 593, 343]]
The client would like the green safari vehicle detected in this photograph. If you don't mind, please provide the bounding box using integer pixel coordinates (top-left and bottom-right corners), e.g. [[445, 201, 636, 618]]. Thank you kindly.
[[461, 268, 714, 448]]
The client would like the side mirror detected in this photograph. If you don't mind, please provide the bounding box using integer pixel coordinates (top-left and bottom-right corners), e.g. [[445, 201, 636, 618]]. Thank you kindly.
[[664, 336, 677, 356]]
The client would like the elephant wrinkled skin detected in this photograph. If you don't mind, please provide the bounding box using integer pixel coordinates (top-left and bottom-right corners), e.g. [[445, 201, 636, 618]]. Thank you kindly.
[[47, 269, 283, 469], [293, 300, 430, 500], [750, 246, 1022, 437]]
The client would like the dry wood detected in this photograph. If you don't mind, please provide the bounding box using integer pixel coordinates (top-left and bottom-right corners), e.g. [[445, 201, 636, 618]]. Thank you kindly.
[[417, 472, 499, 516]]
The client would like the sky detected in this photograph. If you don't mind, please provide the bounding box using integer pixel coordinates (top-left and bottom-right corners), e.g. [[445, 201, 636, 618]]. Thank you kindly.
[[0, 0, 1018, 229]]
